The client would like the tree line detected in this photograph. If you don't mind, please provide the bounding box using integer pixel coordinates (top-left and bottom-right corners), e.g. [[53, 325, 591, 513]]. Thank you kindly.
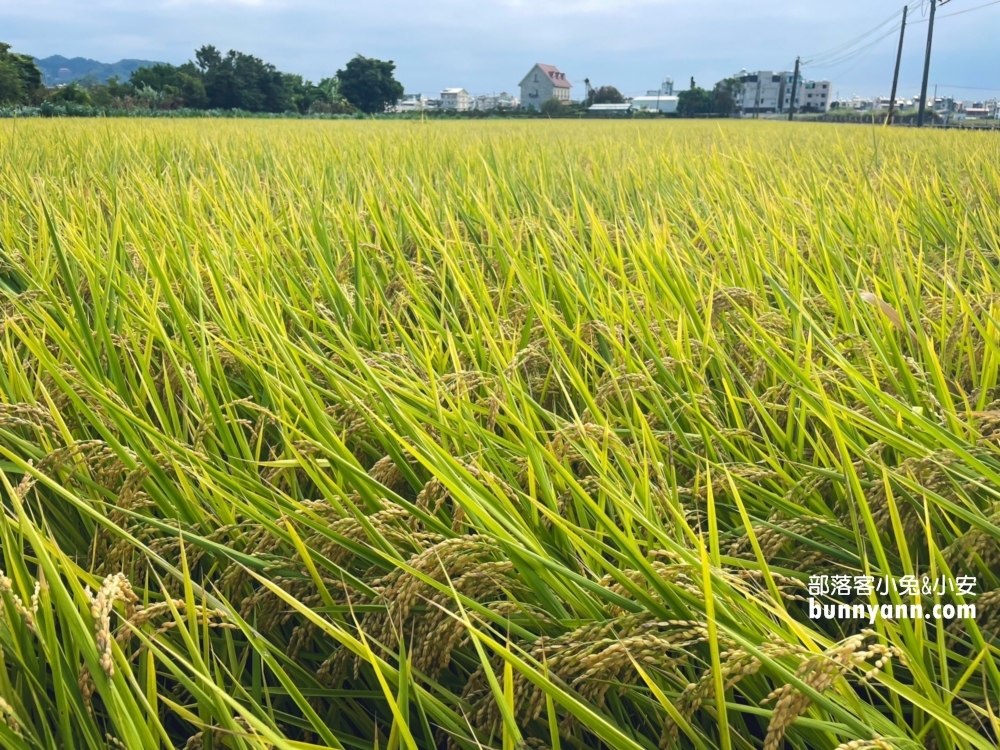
[[0, 43, 404, 115], [5, 39, 747, 118]]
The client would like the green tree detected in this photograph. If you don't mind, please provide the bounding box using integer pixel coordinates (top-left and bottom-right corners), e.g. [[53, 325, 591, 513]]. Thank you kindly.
[[195, 46, 292, 112], [283, 74, 329, 114], [677, 85, 714, 117], [586, 85, 625, 106], [335, 55, 403, 114], [712, 77, 742, 116], [0, 42, 44, 105], [46, 82, 91, 105], [130, 62, 207, 109], [195, 45, 223, 73], [540, 97, 565, 117], [0, 60, 24, 105], [311, 77, 355, 114]]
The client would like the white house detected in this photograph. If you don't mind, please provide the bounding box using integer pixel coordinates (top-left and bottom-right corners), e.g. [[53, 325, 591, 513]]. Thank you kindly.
[[473, 92, 520, 111], [440, 88, 471, 111], [519, 64, 572, 110], [395, 94, 431, 113]]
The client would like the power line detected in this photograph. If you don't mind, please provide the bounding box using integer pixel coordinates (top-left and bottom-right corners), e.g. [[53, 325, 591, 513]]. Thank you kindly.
[[931, 84, 1000, 92], [800, 6, 909, 65], [909, 0, 1000, 23], [805, 26, 905, 70], [802, 0, 995, 72], [800, 0, 999, 88], [764, 0, 999, 107], [799, 2, 927, 74]]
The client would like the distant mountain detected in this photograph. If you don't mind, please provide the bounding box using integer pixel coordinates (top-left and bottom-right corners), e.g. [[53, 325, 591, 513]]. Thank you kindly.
[[32, 55, 165, 86]]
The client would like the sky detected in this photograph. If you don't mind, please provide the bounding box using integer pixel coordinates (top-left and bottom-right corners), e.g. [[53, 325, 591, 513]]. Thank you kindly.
[[2, 0, 1000, 102]]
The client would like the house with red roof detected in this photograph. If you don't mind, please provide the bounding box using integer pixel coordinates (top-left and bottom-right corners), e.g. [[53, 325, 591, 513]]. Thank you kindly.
[[519, 64, 572, 110]]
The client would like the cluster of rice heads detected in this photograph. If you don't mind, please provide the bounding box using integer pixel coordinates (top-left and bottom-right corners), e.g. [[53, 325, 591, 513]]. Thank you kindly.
[[1, 120, 999, 749]]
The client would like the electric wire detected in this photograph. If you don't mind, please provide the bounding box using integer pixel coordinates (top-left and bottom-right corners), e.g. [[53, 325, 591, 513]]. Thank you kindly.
[[800, 0, 998, 77], [909, 0, 1000, 23], [800, 6, 909, 65]]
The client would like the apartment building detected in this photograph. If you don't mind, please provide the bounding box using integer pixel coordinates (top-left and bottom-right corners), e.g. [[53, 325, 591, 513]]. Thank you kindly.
[[440, 88, 472, 111], [736, 69, 831, 114]]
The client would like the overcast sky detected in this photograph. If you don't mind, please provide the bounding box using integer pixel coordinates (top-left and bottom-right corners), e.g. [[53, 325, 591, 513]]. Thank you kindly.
[[3, 0, 999, 101]]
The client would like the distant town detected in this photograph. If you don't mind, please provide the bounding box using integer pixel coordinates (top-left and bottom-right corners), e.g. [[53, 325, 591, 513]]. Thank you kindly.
[[402, 62, 1000, 121]]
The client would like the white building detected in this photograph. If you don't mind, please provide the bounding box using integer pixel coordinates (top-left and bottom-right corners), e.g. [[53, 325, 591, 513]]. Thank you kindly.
[[834, 95, 875, 111], [799, 79, 832, 112], [630, 77, 678, 113], [588, 103, 633, 116], [473, 92, 520, 111], [631, 95, 679, 114], [735, 69, 832, 114], [394, 94, 431, 113], [735, 71, 784, 114], [519, 63, 572, 110], [440, 88, 472, 111]]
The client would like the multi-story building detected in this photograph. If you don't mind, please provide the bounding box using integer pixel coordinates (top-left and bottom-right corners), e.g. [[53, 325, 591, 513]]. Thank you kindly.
[[472, 92, 520, 111], [440, 88, 471, 111], [735, 69, 831, 114], [519, 63, 572, 109], [799, 79, 832, 112], [735, 70, 784, 114]]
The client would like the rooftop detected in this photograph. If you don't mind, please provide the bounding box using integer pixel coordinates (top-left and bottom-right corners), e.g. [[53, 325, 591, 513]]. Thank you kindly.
[[535, 63, 572, 89]]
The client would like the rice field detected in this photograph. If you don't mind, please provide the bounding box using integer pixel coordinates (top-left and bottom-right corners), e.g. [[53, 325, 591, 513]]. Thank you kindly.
[[1, 119, 999, 750]]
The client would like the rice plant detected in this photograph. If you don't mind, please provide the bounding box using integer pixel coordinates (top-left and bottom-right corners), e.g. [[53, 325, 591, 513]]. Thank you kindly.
[[1, 119, 999, 749]]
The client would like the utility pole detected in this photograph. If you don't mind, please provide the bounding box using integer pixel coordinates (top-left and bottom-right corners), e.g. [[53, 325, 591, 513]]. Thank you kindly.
[[886, 5, 907, 125], [754, 75, 761, 119], [917, 0, 938, 127], [787, 57, 800, 122]]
